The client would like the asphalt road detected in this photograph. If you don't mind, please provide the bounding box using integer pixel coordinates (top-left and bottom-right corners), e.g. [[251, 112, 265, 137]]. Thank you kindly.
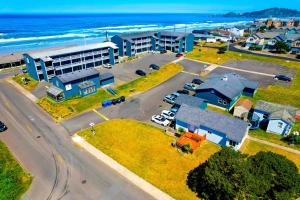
[[229, 44, 300, 62], [0, 80, 154, 200], [0, 68, 21, 79]]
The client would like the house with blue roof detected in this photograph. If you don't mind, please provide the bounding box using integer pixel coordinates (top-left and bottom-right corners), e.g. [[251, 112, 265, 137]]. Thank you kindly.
[[175, 104, 250, 150], [252, 100, 299, 136], [194, 73, 258, 110], [48, 68, 114, 100]]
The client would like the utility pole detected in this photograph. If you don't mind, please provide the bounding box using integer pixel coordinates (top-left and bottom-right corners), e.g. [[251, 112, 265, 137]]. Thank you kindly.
[[105, 31, 109, 42]]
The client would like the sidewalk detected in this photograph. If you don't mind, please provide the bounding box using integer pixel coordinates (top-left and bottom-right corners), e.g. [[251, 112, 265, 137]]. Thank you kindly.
[[72, 134, 174, 200], [6, 78, 38, 102], [247, 136, 300, 155]]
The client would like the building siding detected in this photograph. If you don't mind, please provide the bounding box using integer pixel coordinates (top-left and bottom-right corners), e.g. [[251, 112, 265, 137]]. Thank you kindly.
[[266, 119, 291, 135]]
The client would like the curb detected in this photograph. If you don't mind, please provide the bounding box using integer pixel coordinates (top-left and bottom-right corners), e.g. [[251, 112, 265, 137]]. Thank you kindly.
[[72, 134, 174, 200]]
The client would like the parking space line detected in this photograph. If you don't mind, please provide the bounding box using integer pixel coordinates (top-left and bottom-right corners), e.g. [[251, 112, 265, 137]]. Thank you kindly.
[[184, 58, 275, 77], [218, 65, 275, 77], [93, 109, 110, 121], [181, 71, 199, 76]]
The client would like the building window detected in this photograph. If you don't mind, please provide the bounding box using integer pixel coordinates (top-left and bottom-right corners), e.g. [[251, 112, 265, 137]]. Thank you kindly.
[[278, 122, 283, 128], [218, 98, 223, 104], [229, 140, 237, 147], [65, 84, 72, 91]]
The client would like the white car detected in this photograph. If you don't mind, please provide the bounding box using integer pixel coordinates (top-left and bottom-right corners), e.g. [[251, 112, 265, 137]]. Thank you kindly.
[[103, 64, 112, 69], [151, 115, 170, 127], [161, 110, 175, 121]]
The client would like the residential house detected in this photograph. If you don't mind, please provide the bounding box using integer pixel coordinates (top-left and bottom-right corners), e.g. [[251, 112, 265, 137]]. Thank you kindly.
[[194, 73, 258, 110], [227, 27, 245, 37], [246, 32, 283, 49], [23, 42, 119, 82], [175, 104, 250, 150], [193, 34, 217, 43], [49, 68, 114, 100], [233, 99, 253, 121], [268, 33, 300, 51], [172, 94, 207, 112], [252, 100, 299, 135], [111, 31, 194, 57]]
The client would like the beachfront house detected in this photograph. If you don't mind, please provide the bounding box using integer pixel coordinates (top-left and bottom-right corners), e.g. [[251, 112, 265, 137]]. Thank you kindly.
[[175, 104, 250, 150], [194, 73, 258, 110], [111, 31, 194, 57], [252, 100, 299, 135], [23, 42, 119, 82], [48, 68, 114, 100]]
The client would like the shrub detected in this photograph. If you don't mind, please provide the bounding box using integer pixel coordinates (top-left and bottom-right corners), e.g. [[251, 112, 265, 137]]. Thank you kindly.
[[182, 143, 192, 153], [218, 46, 227, 54]]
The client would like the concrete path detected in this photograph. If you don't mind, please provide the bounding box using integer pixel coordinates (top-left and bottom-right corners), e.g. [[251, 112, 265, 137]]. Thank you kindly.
[[72, 135, 174, 200], [247, 136, 300, 155], [185, 58, 275, 77]]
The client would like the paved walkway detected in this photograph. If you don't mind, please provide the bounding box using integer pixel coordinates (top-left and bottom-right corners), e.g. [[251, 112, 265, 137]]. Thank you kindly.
[[72, 134, 174, 200], [247, 136, 300, 155], [185, 58, 275, 77], [5, 78, 38, 102]]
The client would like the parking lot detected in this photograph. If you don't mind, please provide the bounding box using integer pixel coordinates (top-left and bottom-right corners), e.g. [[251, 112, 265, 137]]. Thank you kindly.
[[220, 60, 296, 87], [178, 59, 208, 74], [98, 53, 176, 84]]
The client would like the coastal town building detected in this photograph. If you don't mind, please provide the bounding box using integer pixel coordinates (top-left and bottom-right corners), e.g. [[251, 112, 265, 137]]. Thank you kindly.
[[175, 104, 250, 150], [23, 42, 119, 82], [194, 73, 258, 110], [111, 31, 194, 57]]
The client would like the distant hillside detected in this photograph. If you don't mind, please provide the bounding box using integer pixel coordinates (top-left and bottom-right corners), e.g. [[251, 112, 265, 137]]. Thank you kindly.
[[223, 8, 300, 18]]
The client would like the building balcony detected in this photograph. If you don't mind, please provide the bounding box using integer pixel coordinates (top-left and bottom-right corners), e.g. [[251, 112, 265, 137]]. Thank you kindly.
[[71, 55, 82, 59], [59, 56, 71, 62]]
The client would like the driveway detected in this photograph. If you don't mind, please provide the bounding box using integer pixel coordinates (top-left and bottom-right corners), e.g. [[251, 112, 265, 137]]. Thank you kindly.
[[97, 53, 176, 84]]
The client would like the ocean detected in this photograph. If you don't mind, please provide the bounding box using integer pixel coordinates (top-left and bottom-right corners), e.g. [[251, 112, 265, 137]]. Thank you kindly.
[[0, 13, 252, 55]]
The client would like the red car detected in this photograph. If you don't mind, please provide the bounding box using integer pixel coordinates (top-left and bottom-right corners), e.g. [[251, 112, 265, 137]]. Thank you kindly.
[[176, 53, 184, 58]]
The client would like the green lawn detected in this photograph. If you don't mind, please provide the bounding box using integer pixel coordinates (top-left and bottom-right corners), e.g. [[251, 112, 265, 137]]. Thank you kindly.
[[12, 74, 38, 91], [241, 139, 300, 170], [78, 119, 221, 200], [0, 141, 32, 200], [39, 63, 183, 120], [249, 128, 300, 151]]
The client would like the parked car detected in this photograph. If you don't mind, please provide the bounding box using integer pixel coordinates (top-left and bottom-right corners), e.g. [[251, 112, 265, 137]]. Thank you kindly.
[[161, 110, 175, 121], [136, 69, 146, 76], [149, 64, 160, 70], [103, 64, 112, 69], [0, 121, 7, 132], [177, 89, 189, 95], [170, 106, 180, 113], [160, 50, 167, 54], [151, 115, 170, 127], [184, 83, 198, 91], [176, 53, 184, 58], [274, 75, 292, 82], [163, 92, 180, 104], [192, 78, 204, 85]]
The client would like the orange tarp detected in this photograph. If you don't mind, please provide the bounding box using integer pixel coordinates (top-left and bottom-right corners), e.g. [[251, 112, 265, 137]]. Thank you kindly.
[[176, 132, 206, 153]]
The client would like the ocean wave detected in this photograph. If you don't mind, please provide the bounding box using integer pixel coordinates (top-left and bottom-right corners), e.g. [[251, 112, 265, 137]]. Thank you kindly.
[[95, 24, 159, 30], [0, 33, 88, 44]]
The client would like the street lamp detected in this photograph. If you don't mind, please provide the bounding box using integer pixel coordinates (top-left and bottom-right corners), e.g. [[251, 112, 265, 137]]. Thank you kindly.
[[89, 122, 95, 136]]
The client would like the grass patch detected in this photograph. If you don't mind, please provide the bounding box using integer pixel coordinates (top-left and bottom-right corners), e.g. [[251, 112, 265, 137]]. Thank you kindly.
[[187, 47, 300, 69], [249, 128, 300, 151], [12, 74, 38, 91], [78, 119, 221, 200], [197, 41, 227, 48], [39, 63, 183, 120], [241, 139, 300, 170], [0, 141, 32, 200], [37, 97, 74, 120]]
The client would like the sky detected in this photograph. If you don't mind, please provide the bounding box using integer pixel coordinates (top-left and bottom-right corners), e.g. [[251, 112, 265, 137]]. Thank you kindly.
[[0, 0, 299, 14]]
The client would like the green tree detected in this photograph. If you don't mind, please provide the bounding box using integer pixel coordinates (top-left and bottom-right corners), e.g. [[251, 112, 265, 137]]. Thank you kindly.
[[187, 148, 254, 200], [187, 148, 300, 200], [248, 152, 300, 200], [274, 41, 290, 53]]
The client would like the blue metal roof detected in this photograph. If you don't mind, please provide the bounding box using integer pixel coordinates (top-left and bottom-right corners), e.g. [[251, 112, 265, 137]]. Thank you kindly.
[[57, 68, 99, 84], [174, 94, 206, 108], [196, 73, 259, 100], [176, 104, 249, 143]]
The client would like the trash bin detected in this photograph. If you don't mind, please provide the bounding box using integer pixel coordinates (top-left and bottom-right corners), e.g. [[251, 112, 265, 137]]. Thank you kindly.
[[107, 100, 113, 107], [102, 101, 107, 108]]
